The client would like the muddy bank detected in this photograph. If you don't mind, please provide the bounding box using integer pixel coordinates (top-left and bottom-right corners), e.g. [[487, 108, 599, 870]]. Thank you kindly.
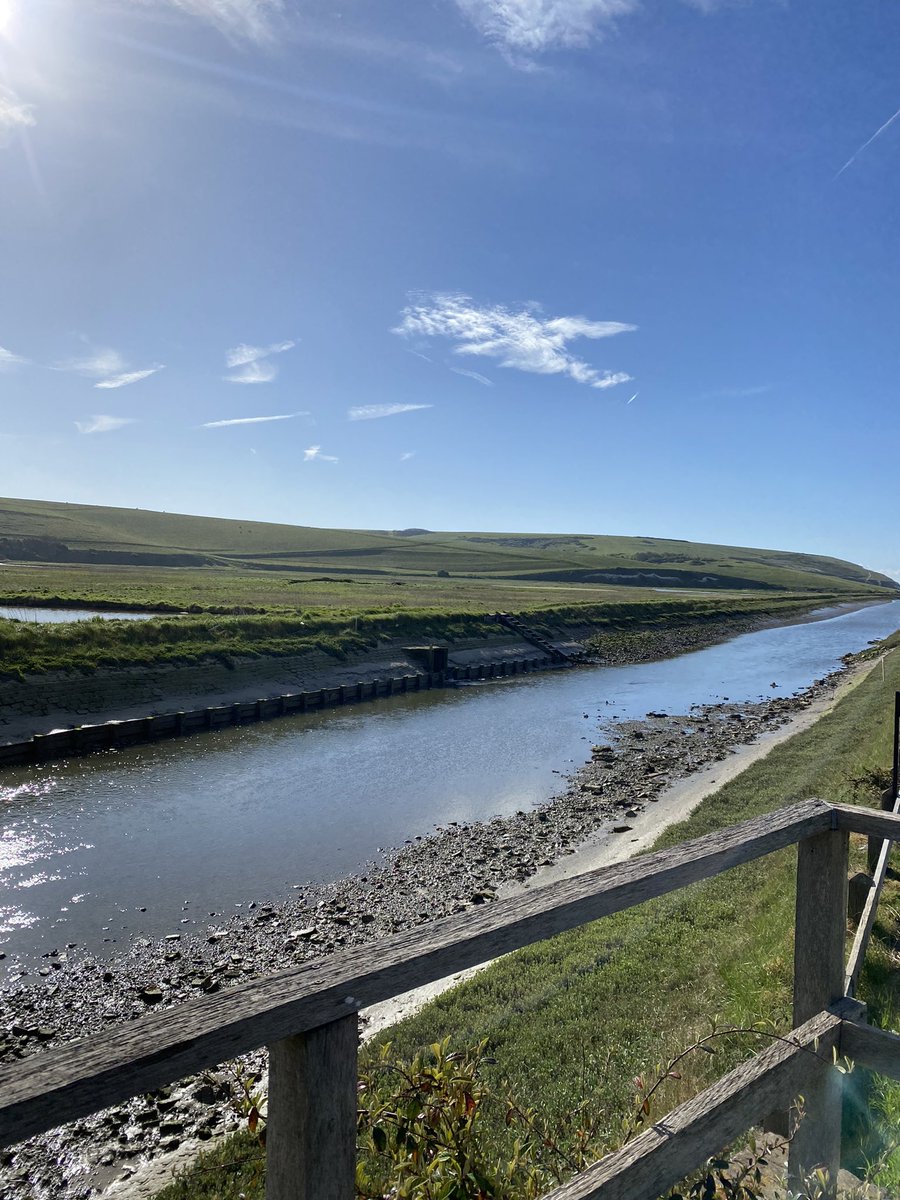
[[0, 652, 864, 1200], [0, 635, 556, 747], [0, 601, 871, 747]]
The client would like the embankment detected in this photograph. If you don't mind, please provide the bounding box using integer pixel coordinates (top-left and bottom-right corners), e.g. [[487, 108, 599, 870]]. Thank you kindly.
[[0, 595, 867, 749]]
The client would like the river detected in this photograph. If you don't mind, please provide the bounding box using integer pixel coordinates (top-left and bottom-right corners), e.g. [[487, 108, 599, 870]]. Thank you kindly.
[[1, 600, 898, 973], [0, 607, 159, 624]]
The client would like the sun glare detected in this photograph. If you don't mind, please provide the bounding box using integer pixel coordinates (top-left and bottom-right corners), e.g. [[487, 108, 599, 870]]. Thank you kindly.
[[0, 1, 15, 36]]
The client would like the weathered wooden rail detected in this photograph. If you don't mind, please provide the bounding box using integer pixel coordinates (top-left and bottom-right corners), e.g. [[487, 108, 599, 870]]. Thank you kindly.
[[3, 798, 900, 1199]]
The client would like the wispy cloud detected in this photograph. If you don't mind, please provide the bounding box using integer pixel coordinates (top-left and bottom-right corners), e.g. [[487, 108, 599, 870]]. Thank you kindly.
[[168, 0, 285, 44], [304, 444, 338, 462], [393, 293, 635, 390], [55, 346, 163, 388], [202, 412, 307, 427], [0, 347, 29, 371], [223, 339, 295, 383], [348, 403, 433, 421], [835, 106, 900, 179], [56, 347, 126, 378], [450, 367, 494, 386], [0, 88, 36, 140], [400, 451, 416, 462], [224, 360, 278, 384], [95, 366, 164, 389], [454, 0, 638, 55], [225, 340, 295, 368], [75, 415, 137, 435]]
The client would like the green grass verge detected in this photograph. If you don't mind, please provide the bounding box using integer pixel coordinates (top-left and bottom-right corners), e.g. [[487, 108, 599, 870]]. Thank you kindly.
[[154, 635, 900, 1199], [0, 593, 855, 679]]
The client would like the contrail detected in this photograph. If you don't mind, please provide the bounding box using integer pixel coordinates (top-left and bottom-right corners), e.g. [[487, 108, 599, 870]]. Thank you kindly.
[[834, 105, 900, 179], [626, 392, 638, 405]]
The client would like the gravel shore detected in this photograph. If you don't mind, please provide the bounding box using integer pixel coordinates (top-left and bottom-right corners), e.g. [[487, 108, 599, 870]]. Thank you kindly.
[[0, 647, 862, 1200]]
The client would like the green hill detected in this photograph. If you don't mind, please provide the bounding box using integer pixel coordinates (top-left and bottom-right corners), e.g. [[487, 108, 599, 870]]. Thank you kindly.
[[0, 496, 894, 597]]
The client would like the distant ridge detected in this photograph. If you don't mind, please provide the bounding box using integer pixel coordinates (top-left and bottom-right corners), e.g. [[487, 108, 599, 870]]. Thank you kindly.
[[0, 496, 895, 596]]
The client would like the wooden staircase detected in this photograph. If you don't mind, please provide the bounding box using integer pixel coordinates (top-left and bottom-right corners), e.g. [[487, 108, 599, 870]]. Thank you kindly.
[[495, 612, 581, 663]]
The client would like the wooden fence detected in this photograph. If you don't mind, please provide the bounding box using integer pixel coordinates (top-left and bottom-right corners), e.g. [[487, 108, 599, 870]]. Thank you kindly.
[[3, 798, 900, 1199]]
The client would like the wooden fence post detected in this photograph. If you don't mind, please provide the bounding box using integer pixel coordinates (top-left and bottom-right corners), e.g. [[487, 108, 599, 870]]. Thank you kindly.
[[266, 1013, 358, 1200], [868, 787, 896, 873], [788, 828, 848, 1196]]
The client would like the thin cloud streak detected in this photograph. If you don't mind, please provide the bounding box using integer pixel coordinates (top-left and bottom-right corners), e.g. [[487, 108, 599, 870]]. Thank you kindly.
[[223, 339, 294, 383], [95, 366, 164, 389], [393, 293, 635, 390], [304, 444, 338, 462], [202, 412, 307, 427], [75, 415, 137, 435], [455, 0, 638, 54], [348, 403, 433, 421], [0, 347, 29, 371], [835, 106, 900, 179], [224, 361, 278, 384], [225, 340, 295, 367], [0, 88, 36, 137], [54, 346, 164, 388], [455, 0, 734, 58], [55, 348, 127, 378], [400, 451, 416, 461], [168, 0, 285, 44], [450, 367, 494, 386]]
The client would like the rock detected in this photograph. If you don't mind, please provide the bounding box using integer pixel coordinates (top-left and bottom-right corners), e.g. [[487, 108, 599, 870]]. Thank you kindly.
[[139, 988, 164, 1004], [612, 825, 633, 834]]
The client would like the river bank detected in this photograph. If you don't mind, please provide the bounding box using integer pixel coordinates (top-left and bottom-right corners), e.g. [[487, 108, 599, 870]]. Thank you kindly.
[[0, 640, 884, 1200], [0, 598, 876, 748]]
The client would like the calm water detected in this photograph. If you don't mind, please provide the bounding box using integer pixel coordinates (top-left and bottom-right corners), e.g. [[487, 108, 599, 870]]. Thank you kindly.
[[0, 607, 158, 624], [1, 600, 898, 969]]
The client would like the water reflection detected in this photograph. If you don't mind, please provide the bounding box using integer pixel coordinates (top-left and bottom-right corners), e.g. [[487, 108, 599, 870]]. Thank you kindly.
[[0, 606, 161, 624]]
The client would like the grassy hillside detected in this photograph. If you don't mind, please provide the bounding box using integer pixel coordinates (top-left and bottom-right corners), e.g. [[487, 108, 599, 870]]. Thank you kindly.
[[0, 496, 894, 599]]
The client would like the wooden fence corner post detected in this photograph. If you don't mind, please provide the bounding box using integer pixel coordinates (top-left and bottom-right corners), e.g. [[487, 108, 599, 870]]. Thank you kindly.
[[788, 828, 849, 1198], [867, 788, 896, 873], [266, 1012, 358, 1200]]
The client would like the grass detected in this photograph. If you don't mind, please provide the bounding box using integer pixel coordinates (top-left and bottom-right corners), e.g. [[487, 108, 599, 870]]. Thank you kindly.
[[1, 495, 896, 597], [154, 634, 900, 1200], [0, 593, 855, 678], [1, 496, 892, 678]]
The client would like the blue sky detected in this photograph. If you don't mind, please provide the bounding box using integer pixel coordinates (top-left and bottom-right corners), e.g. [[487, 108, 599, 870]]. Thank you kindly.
[[1, 1, 898, 578]]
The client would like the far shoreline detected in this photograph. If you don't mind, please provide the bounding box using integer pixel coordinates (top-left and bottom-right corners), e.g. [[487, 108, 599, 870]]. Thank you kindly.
[[0, 596, 891, 752]]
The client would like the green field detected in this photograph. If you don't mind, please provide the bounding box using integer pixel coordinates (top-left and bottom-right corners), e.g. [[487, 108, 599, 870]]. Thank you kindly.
[[0, 497, 894, 680], [1, 496, 896, 606]]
